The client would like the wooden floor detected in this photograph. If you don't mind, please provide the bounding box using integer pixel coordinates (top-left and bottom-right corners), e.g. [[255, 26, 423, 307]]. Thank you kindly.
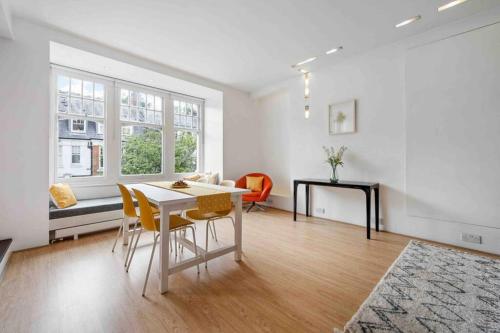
[[1, 209, 495, 333]]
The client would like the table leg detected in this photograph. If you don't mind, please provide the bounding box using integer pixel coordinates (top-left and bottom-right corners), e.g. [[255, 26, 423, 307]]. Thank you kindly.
[[234, 195, 243, 261], [365, 189, 371, 239], [374, 188, 379, 232], [293, 182, 298, 221], [122, 216, 129, 246], [305, 184, 310, 217], [159, 205, 171, 293]]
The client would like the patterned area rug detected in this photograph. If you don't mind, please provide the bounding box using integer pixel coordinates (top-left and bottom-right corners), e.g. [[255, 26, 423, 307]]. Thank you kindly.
[[340, 240, 500, 333]]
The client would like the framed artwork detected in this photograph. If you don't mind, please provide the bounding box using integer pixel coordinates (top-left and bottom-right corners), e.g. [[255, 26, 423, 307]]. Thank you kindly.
[[329, 99, 356, 135]]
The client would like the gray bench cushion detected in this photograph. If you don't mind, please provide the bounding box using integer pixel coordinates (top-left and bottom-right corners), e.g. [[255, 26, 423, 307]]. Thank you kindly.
[[49, 197, 130, 219]]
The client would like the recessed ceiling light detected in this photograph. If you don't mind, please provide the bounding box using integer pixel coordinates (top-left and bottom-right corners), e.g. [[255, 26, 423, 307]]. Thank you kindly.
[[395, 15, 422, 28], [326, 46, 343, 55], [292, 57, 317, 68], [438, 0, 468, 12]]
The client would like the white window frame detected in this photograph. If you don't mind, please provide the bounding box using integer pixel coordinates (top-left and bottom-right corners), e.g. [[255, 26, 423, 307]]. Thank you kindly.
[[50, 66, 205, 187], [51, 67, 111, 186], [173, 96, 204, 175], [116, 83, 167, 182]]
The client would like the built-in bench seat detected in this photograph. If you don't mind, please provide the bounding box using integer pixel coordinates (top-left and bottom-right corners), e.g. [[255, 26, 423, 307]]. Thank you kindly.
[[49, 197, 126, 219], [49, 196, 132, 241]]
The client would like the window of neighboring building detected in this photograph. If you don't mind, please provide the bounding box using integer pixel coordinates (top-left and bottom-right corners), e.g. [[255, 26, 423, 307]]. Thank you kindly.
[[71, 119, 86, 133], [174, 99, 201, 173], [56, 72, 106, 178], [119, 88, 164, 176], [71, 145, 81, 164]]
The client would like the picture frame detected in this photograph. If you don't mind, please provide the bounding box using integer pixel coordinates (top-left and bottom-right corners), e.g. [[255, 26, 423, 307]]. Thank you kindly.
[[329, 99, 356, 135]]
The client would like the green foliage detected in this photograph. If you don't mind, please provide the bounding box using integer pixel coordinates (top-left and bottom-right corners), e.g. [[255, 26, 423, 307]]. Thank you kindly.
[[121, 129, 162, 175], [175, 131, 197, 173]]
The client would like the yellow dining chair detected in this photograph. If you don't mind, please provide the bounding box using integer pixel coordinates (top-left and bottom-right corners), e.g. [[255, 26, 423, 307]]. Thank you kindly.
[[132, 188, 199, 296], [113, 183, 160, 269], [186, 192, 233, 268]]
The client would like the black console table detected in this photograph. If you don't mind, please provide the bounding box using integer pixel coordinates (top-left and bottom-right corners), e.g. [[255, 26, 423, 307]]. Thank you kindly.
[[293, 179, 380, 239]]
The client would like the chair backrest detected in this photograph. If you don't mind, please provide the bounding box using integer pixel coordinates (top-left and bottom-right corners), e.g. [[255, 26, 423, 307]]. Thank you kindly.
[[132, 188, 158, 232], [117, 183, 137, 218], [236, 173, 273, 191], [196, 192, 232, 215], [235, 173, 273, 201]]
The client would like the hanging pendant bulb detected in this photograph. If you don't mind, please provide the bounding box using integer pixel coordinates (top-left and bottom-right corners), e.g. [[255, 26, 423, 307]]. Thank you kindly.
[[304, 72, 310, 119]]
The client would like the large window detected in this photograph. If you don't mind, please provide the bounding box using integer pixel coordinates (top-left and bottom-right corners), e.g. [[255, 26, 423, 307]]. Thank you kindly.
[[55, 73, 106, 178], [120, 88, 164, 176], [52, 67, 204, 184], [174, 99, 201, 173]]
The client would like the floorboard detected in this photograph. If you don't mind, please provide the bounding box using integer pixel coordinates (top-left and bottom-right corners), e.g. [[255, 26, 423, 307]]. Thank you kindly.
[[1, 209, 497, 333]]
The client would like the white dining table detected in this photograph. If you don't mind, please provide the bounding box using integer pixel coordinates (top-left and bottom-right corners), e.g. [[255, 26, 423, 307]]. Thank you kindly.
[[125, 181, 249, 293]]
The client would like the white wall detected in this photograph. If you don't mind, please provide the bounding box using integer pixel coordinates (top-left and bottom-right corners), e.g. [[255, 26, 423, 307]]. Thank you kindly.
[[0, 18, 259, 251], [254, 10, 500, 254]]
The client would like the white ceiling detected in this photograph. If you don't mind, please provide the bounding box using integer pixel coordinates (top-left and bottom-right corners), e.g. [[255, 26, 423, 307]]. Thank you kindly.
[[9, 0, 500, 92]]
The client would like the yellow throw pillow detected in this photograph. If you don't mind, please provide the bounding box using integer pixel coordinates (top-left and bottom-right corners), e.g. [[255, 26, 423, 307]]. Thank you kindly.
[[246, 176, 264, 192], [49, 183, 77, 209]]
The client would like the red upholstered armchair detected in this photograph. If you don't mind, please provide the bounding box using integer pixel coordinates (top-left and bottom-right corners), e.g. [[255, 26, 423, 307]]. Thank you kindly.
[[235, 173, 273, 212]]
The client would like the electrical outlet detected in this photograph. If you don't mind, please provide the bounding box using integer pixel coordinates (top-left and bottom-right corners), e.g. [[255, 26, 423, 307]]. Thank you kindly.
[[461, 233, 482, 244], [315, 207, 325, 215]]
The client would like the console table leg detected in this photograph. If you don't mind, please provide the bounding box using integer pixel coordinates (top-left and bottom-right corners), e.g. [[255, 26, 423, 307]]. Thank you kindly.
[[374, 188, 379, 232], [365, 190, 371, 239], [305, 184, 310, 217], [293, 182, 298, 221]]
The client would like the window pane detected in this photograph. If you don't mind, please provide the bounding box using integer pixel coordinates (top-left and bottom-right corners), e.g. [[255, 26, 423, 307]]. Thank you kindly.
[[192, 104, 198, 117], [155, 96, 162, 111], [138, 108, 145, 122], [175, 131, 198, 173], [186, 116, 192, 128], [186, 104, 192, 116], [129, 107, 138, 122], [94, 84, 104, 101], [121, 89, 129, 105], [58, 95, 68, 113], [193, 117, 199, 129], [130, 91, 138, 106], [121, 126, 162, 175], [147, 110, 155, 124], [94, 102, 104, 117], [155, 112, 162, 125], [180, 102, 186, 115], [120, 106, 129, 120], [83, 81, 93, 99], [139, 93, 146, 108], [57, 76, 70, 94], [147, 94, 154, 109], [57, 117, 105, 178], [82, 99, 93, 116], [174, 100, 180, 114], [70, 98, 82, 114], [70, 79, 82, 97], [174, 115, 180, 127]]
